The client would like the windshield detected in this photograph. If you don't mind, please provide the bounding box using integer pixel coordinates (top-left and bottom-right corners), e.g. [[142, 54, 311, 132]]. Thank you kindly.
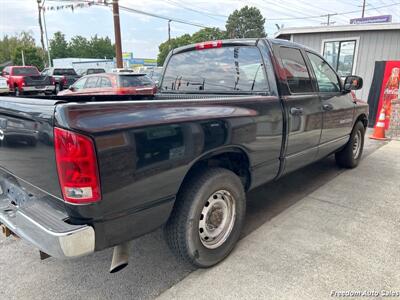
[[118, 75, 154, 87], [161, 46, 269, 92], [87, 69, 105, 74], [12, 67, 39, 76], [54, 69, 77, 76]]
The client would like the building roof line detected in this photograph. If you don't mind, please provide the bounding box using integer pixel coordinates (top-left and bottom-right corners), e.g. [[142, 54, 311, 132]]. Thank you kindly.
[[274, 23, 400, 38]]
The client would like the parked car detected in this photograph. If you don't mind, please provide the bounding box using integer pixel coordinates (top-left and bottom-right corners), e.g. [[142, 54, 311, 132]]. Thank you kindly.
[[0, 39, 367, 273], [77, 68, 106, 76], [41, 67, 80, 94], [145, 67, 163, 85], [57, 72, 156, 98], [1, 66, 54, 96], [0, 76, 9, 95]]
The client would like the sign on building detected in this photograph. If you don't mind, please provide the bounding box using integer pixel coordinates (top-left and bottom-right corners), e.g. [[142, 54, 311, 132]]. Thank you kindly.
[[350, 15, 392, 24]]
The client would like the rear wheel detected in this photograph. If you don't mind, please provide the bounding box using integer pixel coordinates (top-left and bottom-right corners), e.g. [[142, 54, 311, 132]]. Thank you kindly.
[[335, 121, 365, 168], [14, 86, 22, 97], [54, 83, 60, 95], [165, 168, 246, 267]]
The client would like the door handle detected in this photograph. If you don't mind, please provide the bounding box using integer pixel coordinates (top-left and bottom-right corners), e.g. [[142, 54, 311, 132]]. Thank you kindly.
[[322, 104, 334, 111], [290, 107, 304, 116]]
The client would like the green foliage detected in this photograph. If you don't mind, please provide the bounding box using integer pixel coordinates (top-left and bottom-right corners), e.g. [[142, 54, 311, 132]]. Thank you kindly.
[[49, 31, 69, 59], [226, 6, 266, 38], [0, 31, 45, 70], [190, 28, 227, 43], [157, 34, 192, 67], [157, 28, 227, 66], [12, 45, 45, 70], [49, 32, 115, 59], [157, 6, 266, 65]]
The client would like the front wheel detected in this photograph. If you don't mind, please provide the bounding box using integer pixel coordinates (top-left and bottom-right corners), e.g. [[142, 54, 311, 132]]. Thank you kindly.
[[335, 121, 365, 168], [165, 168, 246, 267]]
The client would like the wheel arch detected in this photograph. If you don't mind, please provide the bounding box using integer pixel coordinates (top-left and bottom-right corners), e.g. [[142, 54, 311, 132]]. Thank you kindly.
[[354, 113, 368, 129], [178, 146, 252, 196]]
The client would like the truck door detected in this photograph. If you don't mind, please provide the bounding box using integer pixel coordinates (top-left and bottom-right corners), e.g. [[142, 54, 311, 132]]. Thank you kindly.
[[305, 51, 355, 159], [278, 46, 323, 174]]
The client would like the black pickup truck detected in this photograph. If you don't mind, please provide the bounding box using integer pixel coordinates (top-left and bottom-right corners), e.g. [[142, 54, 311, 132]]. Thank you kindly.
[[0, 38, 368, 272]]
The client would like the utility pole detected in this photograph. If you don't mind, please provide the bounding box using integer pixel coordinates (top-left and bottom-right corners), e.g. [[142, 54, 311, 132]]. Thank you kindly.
[[37, 0, 46, 66], [112, 0, 123, 68], [42, 6, 52, 67], [321, 13, 337, 26], [21, 50, 25, 66], [168, 20, 171, 50], [361, 0, 366, 18]]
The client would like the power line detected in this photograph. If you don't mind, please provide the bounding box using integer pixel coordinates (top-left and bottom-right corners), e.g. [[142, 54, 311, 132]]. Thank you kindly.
[[164, 0, 227, 21], [266, 2, 399, 20], [46, 0, 214, 28]]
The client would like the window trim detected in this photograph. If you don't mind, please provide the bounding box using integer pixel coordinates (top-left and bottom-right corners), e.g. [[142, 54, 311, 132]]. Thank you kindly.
[[97, 76, 113, 88], [279, 46, 316, 95], [84, 76, 99, 89], [305, 50, 342, 94], [320, 36, 360, 77], [160, 45, 271, 94]]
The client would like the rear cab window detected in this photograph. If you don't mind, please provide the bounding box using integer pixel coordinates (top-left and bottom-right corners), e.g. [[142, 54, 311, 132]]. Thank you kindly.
[[53, 69, 78, 76], [161, 45, 270, 93], [11, 67, 40, 76], [279, 47, 313, 94]]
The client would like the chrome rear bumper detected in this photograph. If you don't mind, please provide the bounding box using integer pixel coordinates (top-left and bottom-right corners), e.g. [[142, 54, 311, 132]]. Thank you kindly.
[[0, 188, 95, 258]]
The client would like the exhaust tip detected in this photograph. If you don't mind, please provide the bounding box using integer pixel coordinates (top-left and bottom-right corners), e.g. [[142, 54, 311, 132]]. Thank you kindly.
[[109, 242, 130, 274], [110, 262, 128, 273]]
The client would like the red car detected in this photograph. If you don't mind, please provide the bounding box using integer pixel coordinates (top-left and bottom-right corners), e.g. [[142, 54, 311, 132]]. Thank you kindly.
[[2, 66, 55, 96], [57, 73, 156, 97]]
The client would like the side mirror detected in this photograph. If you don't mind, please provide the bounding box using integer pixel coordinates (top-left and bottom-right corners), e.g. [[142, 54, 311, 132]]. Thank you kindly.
[[68, 86, 75, 91], [344, 76, 363, 92]]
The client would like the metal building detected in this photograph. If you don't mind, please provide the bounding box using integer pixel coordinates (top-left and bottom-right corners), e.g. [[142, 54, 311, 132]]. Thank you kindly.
[[275, 23, 400, 100]]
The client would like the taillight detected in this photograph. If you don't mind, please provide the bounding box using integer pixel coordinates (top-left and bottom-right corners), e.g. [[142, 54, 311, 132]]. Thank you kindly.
[[62, 76, 67, 85], [195, 40, 222, 50], [54, 127, 101, 204]]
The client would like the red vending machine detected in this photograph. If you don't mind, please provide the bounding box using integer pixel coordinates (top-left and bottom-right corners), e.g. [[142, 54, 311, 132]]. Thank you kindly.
[[368, 61, 400, 129]]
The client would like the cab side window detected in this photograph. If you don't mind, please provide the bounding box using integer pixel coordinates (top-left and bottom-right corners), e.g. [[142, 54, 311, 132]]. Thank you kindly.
[[84, 77, 99, 89], [73, 77, 87, 90], [306, 52, 340, 93], [98, 77, 112, 88], [279, 47, 313, 93]]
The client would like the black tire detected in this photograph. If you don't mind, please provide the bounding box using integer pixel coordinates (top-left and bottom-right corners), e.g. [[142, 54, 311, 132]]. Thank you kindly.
[[165, 167, 246, 268], [55, 83, 60, 95], [335, 121, 365, 168], [15, 86, 22, 97]]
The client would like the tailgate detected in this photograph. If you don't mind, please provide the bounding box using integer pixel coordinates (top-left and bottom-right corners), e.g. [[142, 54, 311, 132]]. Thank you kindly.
[[24, 75, 52, 86], [0, 96, 63, 198]]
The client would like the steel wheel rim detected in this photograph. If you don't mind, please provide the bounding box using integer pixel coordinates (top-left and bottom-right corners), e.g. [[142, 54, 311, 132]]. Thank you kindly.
[[198, 190, 236, 249], [353, 130, 362, 159]]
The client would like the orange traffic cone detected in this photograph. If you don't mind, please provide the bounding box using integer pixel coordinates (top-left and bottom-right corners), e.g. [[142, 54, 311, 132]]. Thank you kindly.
[[370, 108, 389, 140]]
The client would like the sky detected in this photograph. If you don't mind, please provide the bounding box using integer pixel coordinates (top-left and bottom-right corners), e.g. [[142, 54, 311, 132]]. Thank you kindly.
[[0, 0, 399, 58]]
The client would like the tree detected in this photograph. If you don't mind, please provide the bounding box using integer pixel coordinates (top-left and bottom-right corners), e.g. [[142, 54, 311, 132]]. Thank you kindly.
[[0, 31, 44, 70], [157, 28, 227, 66], [49, 31, 69, 59], [225, 6, 266, 38], [157, 34, 192, 66], [12, 45, 45, 70], [88, 35, 114, 59], [68, 35, 90, 58]]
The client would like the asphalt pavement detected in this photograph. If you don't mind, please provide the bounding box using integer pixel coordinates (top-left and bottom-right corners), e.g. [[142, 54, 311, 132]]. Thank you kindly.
[[0, 131, 388, 300], [158, 139, 400, 300]]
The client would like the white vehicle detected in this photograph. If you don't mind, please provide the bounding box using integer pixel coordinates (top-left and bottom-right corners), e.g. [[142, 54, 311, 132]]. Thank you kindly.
[[0, 77, 9, 95]]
